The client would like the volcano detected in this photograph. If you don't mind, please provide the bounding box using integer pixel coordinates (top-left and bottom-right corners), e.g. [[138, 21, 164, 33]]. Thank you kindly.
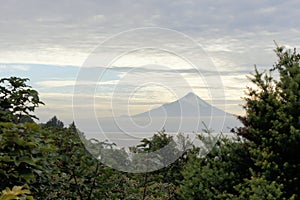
[[133, 92, 228, 118], [105, 92, 242, 133]]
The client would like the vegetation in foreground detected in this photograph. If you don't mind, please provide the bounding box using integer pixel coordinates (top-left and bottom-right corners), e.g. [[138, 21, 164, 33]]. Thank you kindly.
[[0, 46, 299, 199]]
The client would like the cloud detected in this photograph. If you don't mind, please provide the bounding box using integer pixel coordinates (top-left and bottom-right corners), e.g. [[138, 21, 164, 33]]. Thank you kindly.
[[36, 80, 77, 87], [0, 64, 31, 72], [2, 0, 300, 127], [0, 0, 299, 66]]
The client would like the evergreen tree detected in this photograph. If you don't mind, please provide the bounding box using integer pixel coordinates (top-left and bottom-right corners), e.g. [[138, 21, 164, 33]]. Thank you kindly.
[[179, 45, 300, 199], [45, 116, 64, 129], [236, 45, 300, 199]]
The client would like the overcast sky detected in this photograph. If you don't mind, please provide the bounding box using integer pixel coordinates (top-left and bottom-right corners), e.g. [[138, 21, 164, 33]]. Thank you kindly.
[[1, 0, 300, 129]]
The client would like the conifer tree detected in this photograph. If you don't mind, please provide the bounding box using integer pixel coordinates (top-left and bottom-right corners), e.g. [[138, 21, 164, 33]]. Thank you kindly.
[[237, 45, 300, 199]]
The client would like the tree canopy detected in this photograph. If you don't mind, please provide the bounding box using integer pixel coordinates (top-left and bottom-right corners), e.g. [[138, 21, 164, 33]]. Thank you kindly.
[[0, 77, 44, 123]]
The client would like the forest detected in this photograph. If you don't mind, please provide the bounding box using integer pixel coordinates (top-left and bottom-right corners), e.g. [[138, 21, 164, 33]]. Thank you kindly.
[[0, 46, 299, 199]]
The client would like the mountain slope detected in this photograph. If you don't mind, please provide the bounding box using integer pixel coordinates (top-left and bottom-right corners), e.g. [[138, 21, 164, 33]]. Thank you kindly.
[[108, 92, 242, 133], [132, 92, 231, 118]]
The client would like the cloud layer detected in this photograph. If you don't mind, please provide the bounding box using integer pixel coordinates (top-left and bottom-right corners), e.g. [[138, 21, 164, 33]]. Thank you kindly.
[[1, 1, 300, 130]]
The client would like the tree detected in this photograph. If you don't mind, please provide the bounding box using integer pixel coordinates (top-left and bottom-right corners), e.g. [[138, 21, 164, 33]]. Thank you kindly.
[[235, 45, 300, 199], [0, 77, 44, 123], [129, 130, 192, 199], [0, 122, 57, 193], [179, 45, 300, 199], [44, 116, 64, 129], [178, 136, 252, 199]]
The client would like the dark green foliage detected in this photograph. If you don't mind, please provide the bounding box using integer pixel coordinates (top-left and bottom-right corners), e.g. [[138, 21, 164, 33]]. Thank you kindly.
[[178, 137, 252, 199], [44, 116, 64, 129], [36, 124, 109, 199], [0, 77, 44, 123], [179, 45, 300, 199], [230, 174, 286, 200], [0, 122, 56, 191], [236, 46, 300, 199], [132, 130, 189, 199]]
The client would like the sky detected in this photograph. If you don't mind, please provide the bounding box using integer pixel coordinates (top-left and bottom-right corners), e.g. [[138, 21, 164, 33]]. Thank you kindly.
[[1, 0, 300, 131]]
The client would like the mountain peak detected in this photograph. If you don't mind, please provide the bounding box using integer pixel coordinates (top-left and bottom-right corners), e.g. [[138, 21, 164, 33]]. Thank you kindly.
[[179, 92, 208, 106], [183, 92, 199, 99]]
